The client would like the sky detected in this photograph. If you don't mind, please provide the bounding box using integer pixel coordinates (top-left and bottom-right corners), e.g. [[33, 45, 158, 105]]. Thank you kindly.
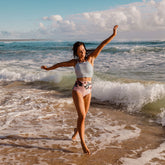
[[0, 0, 165, 41]]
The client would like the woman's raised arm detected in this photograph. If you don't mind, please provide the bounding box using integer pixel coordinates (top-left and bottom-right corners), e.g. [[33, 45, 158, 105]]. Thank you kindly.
[[89, 25, 118, 60]]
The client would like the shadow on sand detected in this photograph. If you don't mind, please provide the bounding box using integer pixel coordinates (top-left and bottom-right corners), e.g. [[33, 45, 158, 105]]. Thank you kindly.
[[0, 135, 73, 153]]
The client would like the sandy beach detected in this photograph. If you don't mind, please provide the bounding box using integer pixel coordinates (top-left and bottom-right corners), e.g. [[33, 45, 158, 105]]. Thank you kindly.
[[0, 82, 165, 165]]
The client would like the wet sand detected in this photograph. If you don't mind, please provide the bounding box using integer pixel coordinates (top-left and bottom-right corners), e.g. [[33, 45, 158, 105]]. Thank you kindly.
[[0, 98, 165, 165]]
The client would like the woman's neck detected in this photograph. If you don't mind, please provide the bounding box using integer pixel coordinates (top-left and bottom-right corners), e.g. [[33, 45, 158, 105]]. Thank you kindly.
[[78, 57, 86, 63]]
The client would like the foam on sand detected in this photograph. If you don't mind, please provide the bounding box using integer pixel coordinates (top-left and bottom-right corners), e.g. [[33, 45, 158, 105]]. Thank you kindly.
[[121, 142, 165, 165]]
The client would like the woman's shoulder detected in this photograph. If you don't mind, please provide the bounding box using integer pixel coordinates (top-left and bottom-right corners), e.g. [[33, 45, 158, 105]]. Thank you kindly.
[[69, 59, 77, 66], [87, 56, 94, 66]]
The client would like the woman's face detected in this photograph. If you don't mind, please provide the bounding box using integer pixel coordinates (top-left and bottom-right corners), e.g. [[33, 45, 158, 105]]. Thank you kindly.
[[77, 45, 86, 60]]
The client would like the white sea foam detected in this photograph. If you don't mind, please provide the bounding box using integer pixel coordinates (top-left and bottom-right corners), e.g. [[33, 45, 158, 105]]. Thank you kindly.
[[121, 142, 165, 165], [0, 87, 73, 135], [92, 80, 165, 112], [0, 80, 164, 164], [0, 67, 66, 83], [86, 111, 141, 153], [0, 85, 141, 154], [157, 108, 165, 126]]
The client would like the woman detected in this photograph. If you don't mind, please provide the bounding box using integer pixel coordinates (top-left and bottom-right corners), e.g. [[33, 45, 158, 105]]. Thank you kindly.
[[41, 25, 118, 154]]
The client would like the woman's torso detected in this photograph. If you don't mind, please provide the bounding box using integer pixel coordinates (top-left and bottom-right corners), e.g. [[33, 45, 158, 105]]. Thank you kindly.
[[74, 58, 93, 82]]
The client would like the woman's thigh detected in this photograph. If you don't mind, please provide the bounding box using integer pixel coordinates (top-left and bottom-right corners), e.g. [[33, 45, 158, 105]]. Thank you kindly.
[[72, 90, 86, 117], [83, 93, 91, 114]]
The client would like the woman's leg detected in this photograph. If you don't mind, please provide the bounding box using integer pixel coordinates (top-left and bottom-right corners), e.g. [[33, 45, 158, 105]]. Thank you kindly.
[[72, 93, 91, 140], [72, 90, 91, 154], [84, 92, 92, 114]]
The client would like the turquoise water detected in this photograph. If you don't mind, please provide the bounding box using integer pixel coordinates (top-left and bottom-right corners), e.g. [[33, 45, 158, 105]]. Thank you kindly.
[[0, 40, 165, 125], [1, 40, 165, 82]]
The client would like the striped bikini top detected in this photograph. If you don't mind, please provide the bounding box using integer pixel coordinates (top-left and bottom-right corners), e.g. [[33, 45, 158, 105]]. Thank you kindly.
[[74, 61, 93, 78]]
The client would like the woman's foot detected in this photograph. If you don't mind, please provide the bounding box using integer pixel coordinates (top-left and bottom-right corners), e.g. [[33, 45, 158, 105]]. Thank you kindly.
[[72, 128, 90, 154], [81, 141, 90, 155], [72, 128, 78, 140]]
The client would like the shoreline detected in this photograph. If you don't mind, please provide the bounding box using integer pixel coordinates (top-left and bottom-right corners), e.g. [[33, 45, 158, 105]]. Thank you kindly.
[[0, 84, 165, 164], [1, 80, 165, 127]]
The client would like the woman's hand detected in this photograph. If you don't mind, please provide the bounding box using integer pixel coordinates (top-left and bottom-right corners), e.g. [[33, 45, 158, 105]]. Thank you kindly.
[[41, 65, 48, 70], [113, 25, 119, 35]]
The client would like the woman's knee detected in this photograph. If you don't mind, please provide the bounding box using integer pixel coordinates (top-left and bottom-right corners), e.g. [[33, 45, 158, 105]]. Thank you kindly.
[[78, 114, 86, 122]]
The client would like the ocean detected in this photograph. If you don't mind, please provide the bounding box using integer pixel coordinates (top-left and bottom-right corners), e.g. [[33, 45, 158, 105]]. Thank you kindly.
[[0, 40, 165, 164]]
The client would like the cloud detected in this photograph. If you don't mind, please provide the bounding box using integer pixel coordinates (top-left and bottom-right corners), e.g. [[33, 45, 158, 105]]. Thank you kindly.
[[43, 15, 63, 22], [0, 31, 11, 36], [153, 0, 165, 26], [36, 0, 165, 40], [39, 23, 45, 29], [40, 15, 76, 35], [81, 0, 165, 32], [1, 0, 165, 41]]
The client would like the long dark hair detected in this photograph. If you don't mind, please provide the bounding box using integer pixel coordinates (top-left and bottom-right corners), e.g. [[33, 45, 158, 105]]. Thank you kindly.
[[72, 41, 95, 59]]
